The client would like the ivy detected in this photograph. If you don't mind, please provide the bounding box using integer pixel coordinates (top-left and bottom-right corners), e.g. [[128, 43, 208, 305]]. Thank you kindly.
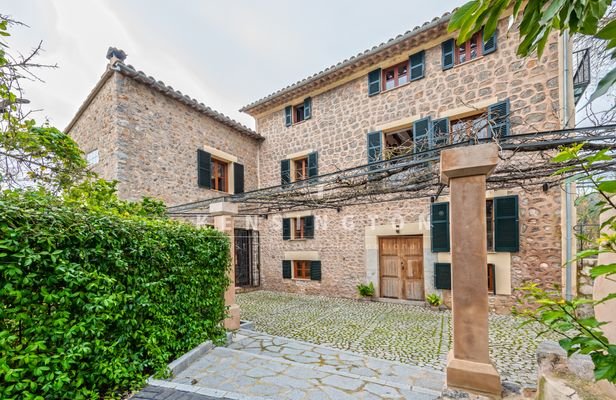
[[0, 189, 230, 399]]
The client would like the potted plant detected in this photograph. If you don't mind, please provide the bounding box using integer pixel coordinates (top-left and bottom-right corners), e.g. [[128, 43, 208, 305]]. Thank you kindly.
[[426, 293, 443, 311], [356, 282, 375, 301]]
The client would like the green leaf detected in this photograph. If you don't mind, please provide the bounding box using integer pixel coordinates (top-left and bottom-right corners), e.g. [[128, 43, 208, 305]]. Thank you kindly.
[[589, 66, 616, 102], [590, 263, 616, 278], [597, 180, 616, 193]]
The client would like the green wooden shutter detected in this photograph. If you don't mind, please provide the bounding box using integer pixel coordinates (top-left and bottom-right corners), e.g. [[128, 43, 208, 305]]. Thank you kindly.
[[433, 117, 449, 147], [233, 162, 244, 194], [442, 39, 455, 70], [409, 50, 425, 81], [494, 195, 519, 252], [413, 117, 432, 152], [282, 218, 291, 240], [197, 149, 211, 188], [303, 216, 315, 239], [310, 260, 322, 281], [368, 68, 382, 96], [367, 131, 383, 165], [304, 97, 312, 120], [282, 260, 292, 279], [431, 202, 450, 252], [488, 99, 510, 137], [281, 159, 291, 185], [308, 152, 318, 181], [482, 28, 497, 55], [434, 263, 451, 290], [284, 106, 292, 127]]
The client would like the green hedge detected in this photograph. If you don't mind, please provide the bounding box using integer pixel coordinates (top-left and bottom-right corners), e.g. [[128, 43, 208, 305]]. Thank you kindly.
[[0, 190, 230, 399]]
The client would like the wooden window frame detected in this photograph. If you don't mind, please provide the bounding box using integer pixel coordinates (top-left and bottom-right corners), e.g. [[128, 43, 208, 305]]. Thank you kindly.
[[294, 104, 306, 124], [210, 157, 229, 192], [293, 157, 308, 182], [455, 31, 483, 66], [292, 217, 305, 240], [293, 260, 311, 280], [382, 61, 409, 91]]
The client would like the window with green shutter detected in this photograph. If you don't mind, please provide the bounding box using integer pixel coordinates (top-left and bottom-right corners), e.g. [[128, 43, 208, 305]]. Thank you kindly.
[[434, 263, 451, 290], [482, 28, 497, 55], [409, 51, 425, 81], [488, 100, 510, 137], [442, 39, 455, 70], [233, 163, 244, 194], [282, 218, 291, 241], [284, 106, 292, 127], [308, 152, 318, 182], [432, 117, 449, 147], [413, 117, 432, 152], [310, 260, 322, 281], [368, 68, 382, 96], [303, 97, 312, 120], [431, 202, 450, 252], [303, 216, 315, 239], [281, 159, 291, 185], [494, 195, 519, 252], [367, 131, 383, 167], [197, 149, 212, 188], [282, 260, 292, 279]]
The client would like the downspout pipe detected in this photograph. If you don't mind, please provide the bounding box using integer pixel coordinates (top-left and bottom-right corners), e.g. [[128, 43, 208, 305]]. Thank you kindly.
[[562, 30, 574, 301]]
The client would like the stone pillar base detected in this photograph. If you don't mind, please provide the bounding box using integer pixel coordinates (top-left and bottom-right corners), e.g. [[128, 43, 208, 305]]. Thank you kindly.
[[446, 351, 501, 398], [224, 303, 240, 330]]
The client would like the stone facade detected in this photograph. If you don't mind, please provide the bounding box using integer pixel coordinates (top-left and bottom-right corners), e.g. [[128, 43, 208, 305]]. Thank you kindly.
[[67, 15, 571, 312], [68, 68, 261, 207], [250, 19, 566, 311]]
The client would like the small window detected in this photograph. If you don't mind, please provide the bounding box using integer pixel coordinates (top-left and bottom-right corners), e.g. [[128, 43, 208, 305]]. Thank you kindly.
[[486, 199, 495, 252], [292, 217, 305, 239], [456, 32, 482, 65], [451, 113, 489, 141], [210, 158, 229, 192], [294, 157, 308, 182], [487, 263, 496, 294], [293, 260, 311, 279], [382, 61, 409, 91], [294, 104, 306, 123], [383, 128, 413, 159], [86, 149, 99, 166]]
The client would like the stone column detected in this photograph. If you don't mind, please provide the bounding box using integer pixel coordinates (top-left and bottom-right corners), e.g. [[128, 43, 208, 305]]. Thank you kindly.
[[593, 202, 616, 397], [209, 202, 240, 330], [440, 143, 501, 396]]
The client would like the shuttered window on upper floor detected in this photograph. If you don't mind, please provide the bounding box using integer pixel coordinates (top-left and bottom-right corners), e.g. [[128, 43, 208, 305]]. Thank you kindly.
[[442, 28, 497, 70], [284, 98, 312, 127], [197, 149, 244, 194]]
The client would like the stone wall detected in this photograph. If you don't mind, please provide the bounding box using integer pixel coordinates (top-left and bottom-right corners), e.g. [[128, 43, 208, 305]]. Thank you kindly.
[[68, 72, 121, 181]]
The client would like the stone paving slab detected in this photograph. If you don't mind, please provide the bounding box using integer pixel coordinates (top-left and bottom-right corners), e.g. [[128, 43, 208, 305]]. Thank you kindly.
[[131, 385, 231, 400], [237, 291, 559, 387], [168, 329, 443, 399]]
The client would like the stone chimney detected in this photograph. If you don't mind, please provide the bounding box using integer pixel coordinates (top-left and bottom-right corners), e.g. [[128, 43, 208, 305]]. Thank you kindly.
[[106, 47, 127, 66]]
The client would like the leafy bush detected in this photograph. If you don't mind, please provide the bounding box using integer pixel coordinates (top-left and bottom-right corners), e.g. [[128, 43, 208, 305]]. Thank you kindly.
[[426, 293, 443, 307], [356, 282, 375, 298], [0, 189, 230, 399]]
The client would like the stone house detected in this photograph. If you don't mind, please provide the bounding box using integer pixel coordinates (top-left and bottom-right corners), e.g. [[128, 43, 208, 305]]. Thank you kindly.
[[67, 10, 582, 312]]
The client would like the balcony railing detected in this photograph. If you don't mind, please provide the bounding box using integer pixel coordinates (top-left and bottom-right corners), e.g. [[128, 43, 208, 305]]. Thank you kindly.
[[573, 48, 591, 105]]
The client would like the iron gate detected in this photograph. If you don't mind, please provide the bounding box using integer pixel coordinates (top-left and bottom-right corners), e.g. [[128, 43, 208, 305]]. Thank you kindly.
[[234, 229, 260, 287]]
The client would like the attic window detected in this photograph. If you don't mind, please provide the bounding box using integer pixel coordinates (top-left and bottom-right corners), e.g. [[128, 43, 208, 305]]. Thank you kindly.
[[456, 32, 482, 65], [294, 104, 306, 123], [383, 61, 409, 91]]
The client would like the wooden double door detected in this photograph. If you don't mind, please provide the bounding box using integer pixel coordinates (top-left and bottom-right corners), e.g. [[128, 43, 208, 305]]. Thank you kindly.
[[379, 236, 424, 300]]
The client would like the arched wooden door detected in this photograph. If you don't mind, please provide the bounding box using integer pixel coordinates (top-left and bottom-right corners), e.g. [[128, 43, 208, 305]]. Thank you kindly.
[[379, 236, 424, 300]]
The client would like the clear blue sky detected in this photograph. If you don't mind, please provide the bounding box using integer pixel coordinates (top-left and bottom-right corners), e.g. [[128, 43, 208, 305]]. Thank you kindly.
[[4, 0, 462, 129]]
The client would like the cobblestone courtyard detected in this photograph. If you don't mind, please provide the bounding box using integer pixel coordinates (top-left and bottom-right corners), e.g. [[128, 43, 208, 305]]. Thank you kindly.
[[237, 291, 557, 387]]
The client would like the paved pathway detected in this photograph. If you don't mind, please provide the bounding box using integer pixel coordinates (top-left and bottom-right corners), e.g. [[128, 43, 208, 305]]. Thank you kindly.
[[147, 329, 444, 399], [237, 291, 557, 387]]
